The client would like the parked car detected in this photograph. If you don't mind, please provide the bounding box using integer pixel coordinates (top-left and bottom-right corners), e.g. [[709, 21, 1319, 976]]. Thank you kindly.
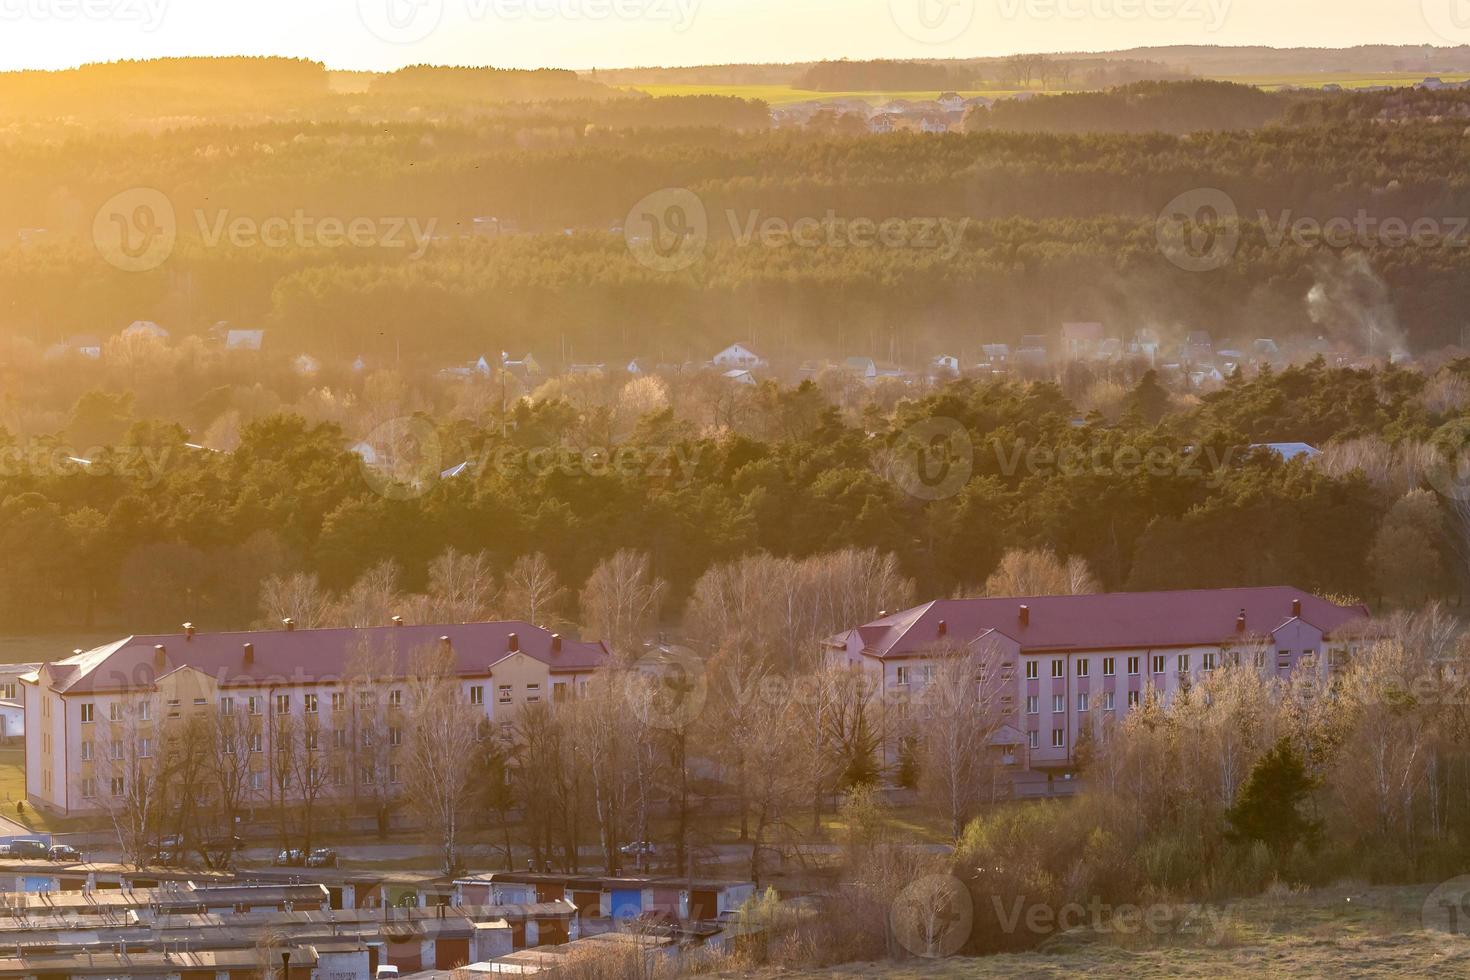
[[0, 844, 12, 857], [272, 848, 307, 867], [152, 835, 187, 865], [9, 839, 48, 859], [305, 848, 339, 869], [47, 844, 81, 863], [619, 841, 658, 857], [375, 967, 400, 979]]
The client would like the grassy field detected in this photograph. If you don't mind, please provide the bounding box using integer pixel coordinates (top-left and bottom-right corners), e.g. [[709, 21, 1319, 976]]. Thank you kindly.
[[765, 882, 1470, 978], [621, 73, 1470, 107]]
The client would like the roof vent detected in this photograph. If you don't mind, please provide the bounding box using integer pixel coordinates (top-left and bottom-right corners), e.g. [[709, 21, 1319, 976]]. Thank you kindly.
[[1291, 598, 1302, 617], [937, 620, 948, 638], [243, 643, 255, 666], [391, 615, 404, 627], [440, 635, 452, 653], [1236, 609, 1246, 633], [182, 623, 195, 641], [550, 633, 562, 653], [153, 644, 167, 669], [507, 632, 519, 653], [1018, 605, 1030, 627], [282, 618, 296, 632]]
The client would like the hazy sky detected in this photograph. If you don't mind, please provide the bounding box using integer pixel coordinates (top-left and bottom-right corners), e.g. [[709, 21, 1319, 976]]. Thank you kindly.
[[0, 0, 1465, 72]]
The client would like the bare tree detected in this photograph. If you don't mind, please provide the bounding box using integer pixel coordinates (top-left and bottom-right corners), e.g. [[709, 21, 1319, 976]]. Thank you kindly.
[[914, 640, 1012, 842], [402, 641, 479, 873], [984, 548, 1099, 597], [424, 547, 496, 623], [258, 572, 334, 629], [581, 550, 666, 662], [342, 638, 397, 837], [501, 552, 567, 625], [94, 693, 166, 867], [332, 559, 403, 627]]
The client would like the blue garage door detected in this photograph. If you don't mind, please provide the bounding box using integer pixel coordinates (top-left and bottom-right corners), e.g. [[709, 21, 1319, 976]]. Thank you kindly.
[[610, 888, 642, 921]]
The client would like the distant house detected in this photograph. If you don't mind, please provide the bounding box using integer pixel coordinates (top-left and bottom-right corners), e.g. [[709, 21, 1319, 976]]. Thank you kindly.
[[919, 115, 952, 134], [723, 369, 757, 386], [937, 92, 965, 111], [980, 344, 1011, 371], [869, 114, 897, 134], [567, 364, 606, 376], [292, 354, 321, 377], [1131, 329, 1161, 364], [1017, 335, 1048, 367], [627, 358, 652, 376], [1183, 330, 1213, 362], [844, 356, 878, 380], [1061, 322, 1105, 360], [1420, 77, 1447, 90], [501, 352, 543, 385], [1252, 338, 1281, 360], [931, 354, 961, 377], [121, 320, 168, 341], [225, 329, 264, 351], [68, 335, 103, 359], [712, 342, 766, 371], [1251, 442, 1322, 462]]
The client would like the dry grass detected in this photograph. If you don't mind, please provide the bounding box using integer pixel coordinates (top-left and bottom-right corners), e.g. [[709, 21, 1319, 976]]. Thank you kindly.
[[737, 883, 1470, 979]]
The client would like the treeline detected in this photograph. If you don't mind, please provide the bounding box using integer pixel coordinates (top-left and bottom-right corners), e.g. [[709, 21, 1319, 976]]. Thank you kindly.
[[2, 360, 1467, 633], [968, 80, 1293, 133]]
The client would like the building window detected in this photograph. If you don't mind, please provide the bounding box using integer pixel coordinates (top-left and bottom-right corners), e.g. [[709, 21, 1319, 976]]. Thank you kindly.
[[249, 733, 263, 753], [1025, 660, 1038, 680], [1255, 650, 1267, 668], [1103, 691, 1115, 711], [389, 764, 402, 785], [334, 728, 348, 749], [306, 731, 319, 751], [1050, 660, 1063, 678], [251, 771, 265, 791], [1077, 693, 1089, 712], [1076, 659, 1089, 678], [1278, 651, 1291, 670], [389, 727, 402, 747], [1151, 655, 1165, 674], [896, 666, 909, 686], [1103, 657, 1115, 676], [220, 697, 235, 715], [554, 682, 569, 702], [1127, 656, 1139, 675], [80, 703, 94, 723], [497, 685, 512, 704], [1052, 694, 1064, 713], [332, 691, 346, 710], [81, 777, 97, 799], [470, 686, 484, 706], [389, 690, 403, 709], [359, 691, 376, 708], [1177, 654, 1190, 673], [1052, 729, 1065, 748], [139, 738, 152, 759], [1, 684, 13, 700], [108, 703, 119, 721], [275, 694, 290, 715], [526, 684, 541, 703], [304, 694, 318, 714], [330, 766, 343, 786], [248, 696, 262, 715], [1028, 730, 1039, 749], [109, 740, 123, 760], [110, 777, 125, 797], [1203, 652, 1217, 671], [138, 701, 150, 722], [1026, 695, 1039, 714], [80, 740, 92, 762], [1128, 691, 1140, 707]]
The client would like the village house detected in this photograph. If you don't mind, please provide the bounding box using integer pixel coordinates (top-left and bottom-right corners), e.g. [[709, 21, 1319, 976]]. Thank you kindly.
[[711, 342, 766, 371], [23, 621, 607, 816], [824, 587, 1371, 783]]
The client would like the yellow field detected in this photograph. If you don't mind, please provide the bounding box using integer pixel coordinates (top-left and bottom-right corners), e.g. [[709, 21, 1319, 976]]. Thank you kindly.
[[622, 73, 1470, 106]]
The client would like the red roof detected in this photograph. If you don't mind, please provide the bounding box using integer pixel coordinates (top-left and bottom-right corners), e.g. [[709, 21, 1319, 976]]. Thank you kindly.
[[833, 587, 1369, 659], [40, 622, 607, 694]]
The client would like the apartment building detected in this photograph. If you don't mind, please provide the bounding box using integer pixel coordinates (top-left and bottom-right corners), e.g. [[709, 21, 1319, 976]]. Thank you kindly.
[[824, 586, 1372, 777], [23, 621, 607, 815]]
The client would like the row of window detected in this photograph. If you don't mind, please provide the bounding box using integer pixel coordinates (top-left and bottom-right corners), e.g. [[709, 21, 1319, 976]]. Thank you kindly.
[[1023, 650, 1313, 680], [81, 763, 408, 799], [1025, 730, 1068, 749], [1025, 691, 1141, 714]]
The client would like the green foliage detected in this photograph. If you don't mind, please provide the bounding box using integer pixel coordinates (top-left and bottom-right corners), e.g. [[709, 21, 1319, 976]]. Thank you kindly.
[[1226, 738, 1323, 867]]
